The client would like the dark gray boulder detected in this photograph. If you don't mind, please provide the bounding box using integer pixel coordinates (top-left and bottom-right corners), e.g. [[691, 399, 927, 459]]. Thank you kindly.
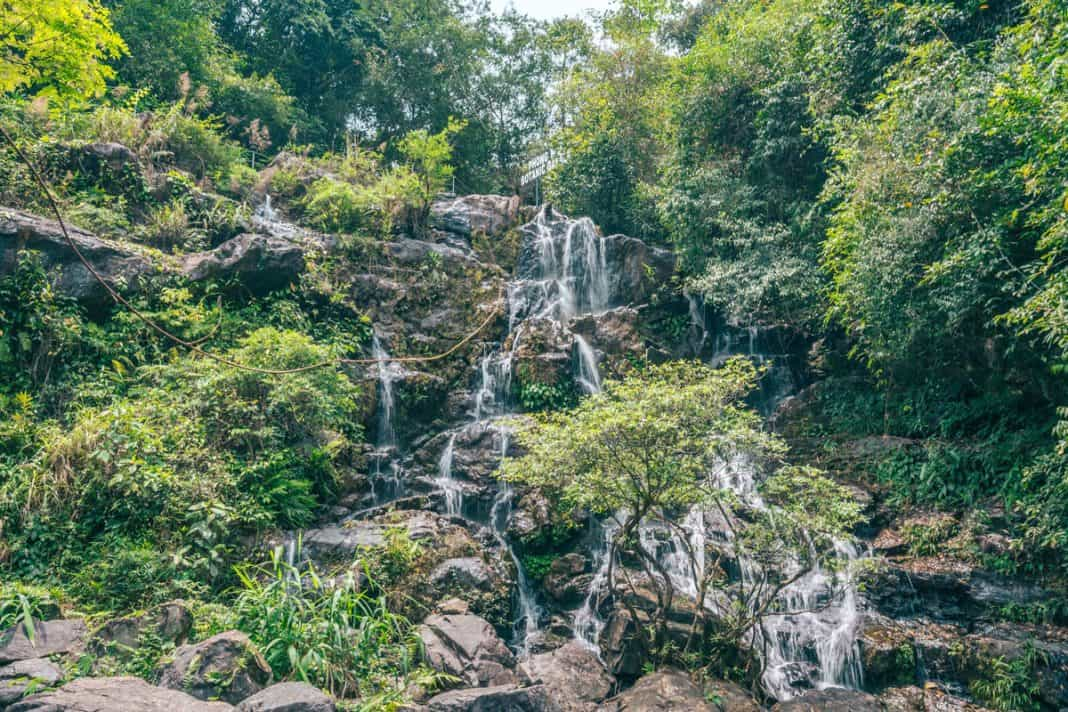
[[235, 682, 335, 712], [419, 613, 519, 688], [604, 668, 715, 711], [180, 232, 306, 293], [423, 684, 558, 712], [92, 601, 193, 653], [0, 208, 154, 309], [7, 676, 232, 711], [430, 195, 520, 239], [519, 641, 614, 711], [0, 658, 63, 707], [0, 619, 87, 664], [157, 630, 272, 704], [770, 688, 883, 712]]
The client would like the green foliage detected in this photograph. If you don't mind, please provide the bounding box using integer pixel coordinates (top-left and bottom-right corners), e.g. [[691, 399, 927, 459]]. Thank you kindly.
[[515, 379, 578, 413], [0, 0, 126, 101], [0, 253, 93, 395], [143, 199, 194, 250], [502, 358, 861, 668], [232, 547, 423, 699], [970, 644, 1046, 712], [899, 516, 958, 557], [396, 119, 466, 235], [0, 328, 361, 594], [0, 581, 62, 636], [69, 541, 205, 612], [519, 553, 555, 581]]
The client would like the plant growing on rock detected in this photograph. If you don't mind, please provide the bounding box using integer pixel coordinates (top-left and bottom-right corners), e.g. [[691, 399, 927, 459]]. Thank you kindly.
[[501, 357, 862, 678], [232, 545, 428, 700]]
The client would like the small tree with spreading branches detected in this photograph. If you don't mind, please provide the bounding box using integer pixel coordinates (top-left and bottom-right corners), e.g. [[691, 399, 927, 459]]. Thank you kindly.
[[500, 357, 861, 677]]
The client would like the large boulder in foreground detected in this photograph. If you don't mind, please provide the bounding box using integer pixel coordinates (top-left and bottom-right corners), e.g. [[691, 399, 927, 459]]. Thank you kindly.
[[771, 688, 882, 712], [519, 641, 614, 711], [0, 658, 64, 707], [422, 683, 557, 711], [604, 668, 716, 711], [0, 619, 87, 664], [157, 630, 271, 704], [419, 613, 519, 688], [0, 208, 154, 309], [7, 676, 231, 711], [236, 681, 335, 712]]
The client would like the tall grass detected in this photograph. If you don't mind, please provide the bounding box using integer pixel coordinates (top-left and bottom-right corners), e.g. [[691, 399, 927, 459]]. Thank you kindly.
[[232, 546, 431, 703]]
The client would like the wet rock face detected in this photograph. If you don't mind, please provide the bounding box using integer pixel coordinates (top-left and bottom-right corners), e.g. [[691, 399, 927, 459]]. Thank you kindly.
[[857, 615, 918, 690], [157, 630, 272, 704], [513, 206, 674, 318], [8, 676, 233, 711], [541, 553, 592, 607]]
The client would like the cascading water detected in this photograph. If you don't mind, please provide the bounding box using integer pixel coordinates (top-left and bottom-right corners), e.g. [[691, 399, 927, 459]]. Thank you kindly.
[[491, 475, 543, 657], [652, 459, 865, 700], [436, 434, 461, 517], [431, 206, 625, 655], [685, 290, 708, 356], [370, 334, 403, 503], [257, 194, 278, 222], [574, 516, 619, 654], [567, 310, 863, 700], [573, 334, 602, 395]]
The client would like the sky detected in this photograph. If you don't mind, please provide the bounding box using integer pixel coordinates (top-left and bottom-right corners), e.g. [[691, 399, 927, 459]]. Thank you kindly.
[[490, 0, 614, 20]]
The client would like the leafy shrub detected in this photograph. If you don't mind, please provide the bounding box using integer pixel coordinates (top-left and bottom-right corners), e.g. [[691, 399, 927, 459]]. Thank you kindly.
[[0, 581, 62, 633], [0, 329, 362, 593], [222, 163, 259, 199], [143, 199, 192, 249], [302, 177, 367, 233], [232, 547, 425, 699], [970, 644, 1046, 712], [516, 379, 578, 413], [67, 200, 132, 235], [69, 541, 205, 613], [0, 252, 93, 394], [268, 168, 302, 200]]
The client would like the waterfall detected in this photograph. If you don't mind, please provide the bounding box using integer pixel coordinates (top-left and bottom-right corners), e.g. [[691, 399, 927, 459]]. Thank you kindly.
[[574, 516, 619, 654], [490, 477, 542, 657], [574, 334, 602, 395], [436, 434, 461, 517], [370, 334, 403, 503], [257, 194, 278, 222], [432, 206, 623, 655], [685, 291, 708, 356], [757, 539, 864, 698], [668, 459, 864, 699]]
